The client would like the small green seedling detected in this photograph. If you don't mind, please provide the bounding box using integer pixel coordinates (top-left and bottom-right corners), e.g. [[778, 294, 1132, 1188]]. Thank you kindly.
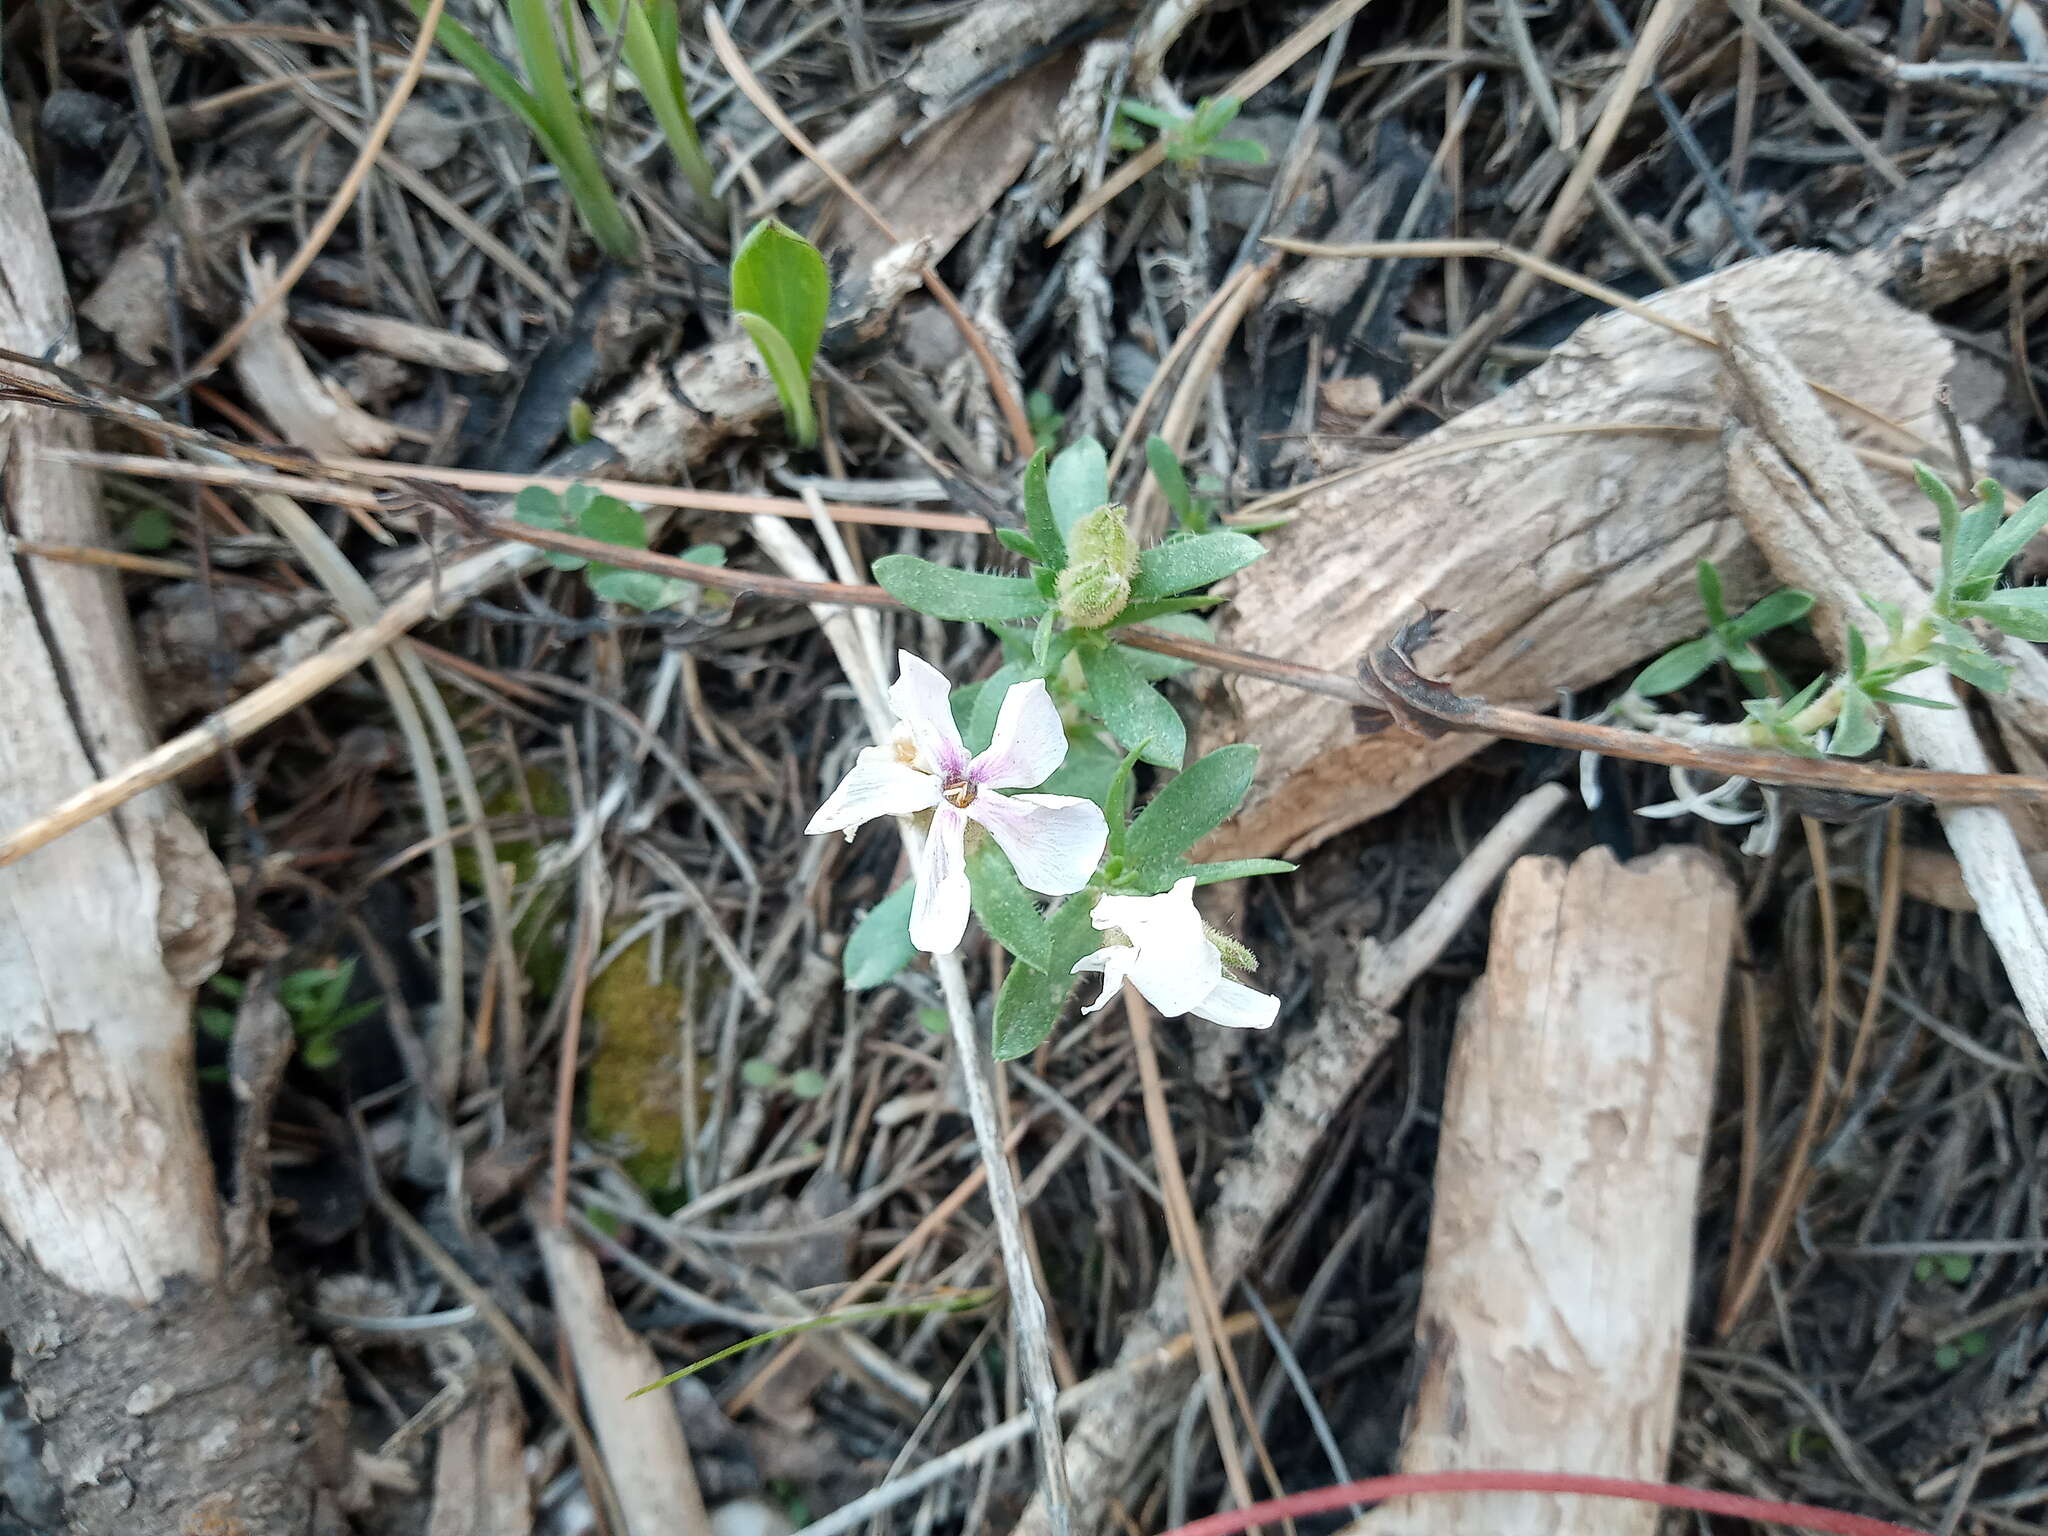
[[1934, 1330, 1989, 1372], [731, 219, 830, 448], [278, 960, 381, 1070], [1114, 95, 1269, 167], [513, 482, 714, 610], [1914, 1253, 1974, 1286], [739, 1059, 828, 1098]]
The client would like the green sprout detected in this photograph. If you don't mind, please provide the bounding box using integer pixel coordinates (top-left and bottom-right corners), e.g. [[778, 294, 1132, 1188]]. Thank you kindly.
[[731, 219, 830, 448], [1114, 95, 1269, 168]]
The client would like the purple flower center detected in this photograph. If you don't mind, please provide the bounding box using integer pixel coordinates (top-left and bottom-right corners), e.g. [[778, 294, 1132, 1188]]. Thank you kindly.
[[942, 777, 977, 809]]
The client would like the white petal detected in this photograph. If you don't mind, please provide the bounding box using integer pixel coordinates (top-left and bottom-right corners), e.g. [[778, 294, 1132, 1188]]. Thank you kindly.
[[1092, 877, 1200, 939], [970, 678, 1068, 789], [1071, 946, 1131, 1015], [1126, 926, 1223, 1017], [1190, 977, 1279, 1030], [805, 747, 940, 837], [909, 807, 972, 955], [967, 793, 1107, 895], [890, 651, 969, 779]]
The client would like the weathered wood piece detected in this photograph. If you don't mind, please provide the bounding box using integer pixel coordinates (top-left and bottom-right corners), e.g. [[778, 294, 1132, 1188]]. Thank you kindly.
[[1349, 847, 1734, 1536], [1199, 250, 1950, 860]]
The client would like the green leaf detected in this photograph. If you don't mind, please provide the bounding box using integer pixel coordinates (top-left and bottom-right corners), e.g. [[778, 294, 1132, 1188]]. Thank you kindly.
[[1959, 587, 2048, 642], [128, 507, 173, 551], [736, 312, 818, 448], [1696, 559, 1729, 627], [788, 1068, 828, 1099], [680, 542, 726, 567], [1928, 642, 2011, 693], [1918, 461, 1964, 606], [1105, 596, 1227, 630], [967, 844, 1052, 971], [1117, 100, 1178, 130], [1126, 743, 1257, 870], [1954, 479, 2004, 586], [588, 565, 684, 610], [1203, 138, 1270, 164], [1723, 588, 1815, 642], [965, 661, 1030, 755], [1963, 483, 2048, 588], [514, 485, 587, 570], [1865, 593, 1905, 642], [1632, 636, 1717, 696], [1131, 531, 1263, 601], [1022, 447, 1065, 569], [872, 554, 1046, 622], [1176, 857, 1296, 888], [844, 883, 917, 990], [992, 895, 1099, 1060], [1048, 438, 1109, 538], [995, 528, 1041, 561], [1036, 733, 1122, 800], [195, 1006, 237, 1042], [1146, 437, 1196, 531], [1101, 743, 1148, 859], [732, 219, 829, 384], [1081, 645, 1185, 768], [741, 1057, 780, 1088], [1120, 611, 1212, 680], [1830, 685, 1881, 758], [578, 494, 647, 549]]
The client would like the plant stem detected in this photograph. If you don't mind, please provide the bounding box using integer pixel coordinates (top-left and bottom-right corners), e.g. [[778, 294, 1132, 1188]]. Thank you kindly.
[[505, 0, 641, 263], [1778, 614, 1936, 741]]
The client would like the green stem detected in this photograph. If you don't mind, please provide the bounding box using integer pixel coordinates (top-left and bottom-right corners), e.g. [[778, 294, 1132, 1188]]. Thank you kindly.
[[1771, 615, 1938, 743]]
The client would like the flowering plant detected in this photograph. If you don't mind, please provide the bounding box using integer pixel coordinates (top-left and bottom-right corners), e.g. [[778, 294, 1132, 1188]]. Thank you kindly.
[[809, 437, 1295, 1057]]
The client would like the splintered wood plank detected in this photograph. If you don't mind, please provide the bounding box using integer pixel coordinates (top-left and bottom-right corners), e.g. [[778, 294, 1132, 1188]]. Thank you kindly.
[[1198, 249, 1952, 860], [1352, 846, 1735, 1536]]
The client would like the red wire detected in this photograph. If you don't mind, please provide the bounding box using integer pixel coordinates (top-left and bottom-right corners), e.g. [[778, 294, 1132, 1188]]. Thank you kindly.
[[1155, 1470, 1928, 1536]]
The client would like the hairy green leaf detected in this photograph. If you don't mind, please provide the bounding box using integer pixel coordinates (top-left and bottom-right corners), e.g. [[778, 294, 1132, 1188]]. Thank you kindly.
[[1047, 438, 1109, 538], [872, 554, 1046, 622], [1082, 645, 1185, 768], [1126, 744, 1258, 870], [967, 844, 1052, 971], [844, 882, 917, 990], [1632, 636, 1716, 696], [1022, 447, 1065, 568], [1131, 531, 1263, 601]]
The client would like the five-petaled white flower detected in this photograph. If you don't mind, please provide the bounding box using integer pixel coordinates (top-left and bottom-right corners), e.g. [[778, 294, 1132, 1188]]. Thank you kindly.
[[1072, 878, 1278, 1030], [806, 651, 1108, 955]]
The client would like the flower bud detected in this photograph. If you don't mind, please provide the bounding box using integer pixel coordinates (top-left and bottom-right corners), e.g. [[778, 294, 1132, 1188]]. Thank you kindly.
[[1204, 925, 1258, 973], [1057, 566, 1131, 628], [1057, 503, 1140, 628]]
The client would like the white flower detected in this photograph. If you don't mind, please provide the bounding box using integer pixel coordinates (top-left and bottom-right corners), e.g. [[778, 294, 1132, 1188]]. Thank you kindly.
[[806, 651, 1108, 955], [1071, 878, 1278, 1030]]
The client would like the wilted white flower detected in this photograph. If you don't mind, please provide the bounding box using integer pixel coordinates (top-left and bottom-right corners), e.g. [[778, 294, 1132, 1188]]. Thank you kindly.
[[806, 651, 1108, 955], [1072, 878, 1277, 1030]]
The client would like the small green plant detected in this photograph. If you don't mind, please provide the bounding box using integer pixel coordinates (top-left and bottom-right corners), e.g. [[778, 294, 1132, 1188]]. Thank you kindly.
[[1915, 1253, 1975, 1286], [410, 0, 718, 262], [739, 1058, 828, 1098], [513, 482, 724, 610], [1934, 1330, 1989, 1372], [731, 219, 830, 448], [198, 966, 378, 1072], [1623, 470, 2048, 764], [1027, 390, 1065, 454], [1113, 95, 1269, 167]]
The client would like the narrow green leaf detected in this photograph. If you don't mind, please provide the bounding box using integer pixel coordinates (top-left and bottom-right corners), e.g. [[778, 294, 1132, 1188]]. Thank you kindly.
[[844, 883, 917, 990], [873, 555, 1045, 622], [1846, 626, 1869, 677], [1632, 636, 1717, 696], [736, 312, 818, 448], [731, 220, 829, 382], [1864, 592, 1906, 642], [1022, 448, 1065, 569], [1118, 100, 1178, 130], [966, 661, 1029, 755], [630, 1291, 991, 1398], [1918, 461, 1964, 607], [1102, 743, 1147, 859], [994, 528, 1041, 561], [1865, 687, 1956, 710], [1146, 437, 1196, 530], [1830, 685, 1882, 758], [1963, 483, 2048, 588], [1105, 596, 1227, 630], [1204, 138, 1270, 164], [1131, 531, 1263, 601], [1081, 645, 1185, 768], [1047, 438, 1109, 537], [992, 896, 1099, 1060], [1928, 642, 2011, 693], [1177, 857, 1296, 887], [1126, 743, 1258, 868], [1723, 588, 1815, 642], [1959, 588, 2048, 643], [1696, 559, 1728, 627], [967, 845, 1052, 971], [1954, 479, 2004, 584]]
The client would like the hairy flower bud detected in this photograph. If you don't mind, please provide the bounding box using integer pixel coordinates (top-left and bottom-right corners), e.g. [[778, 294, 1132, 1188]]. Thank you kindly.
[[1057, 503, 1139, 628], [1203, 925, 1258, 972]]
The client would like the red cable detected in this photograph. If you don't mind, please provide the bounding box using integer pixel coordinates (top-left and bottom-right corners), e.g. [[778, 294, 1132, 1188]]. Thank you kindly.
[[1156, 1470, 1928, 1536]]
